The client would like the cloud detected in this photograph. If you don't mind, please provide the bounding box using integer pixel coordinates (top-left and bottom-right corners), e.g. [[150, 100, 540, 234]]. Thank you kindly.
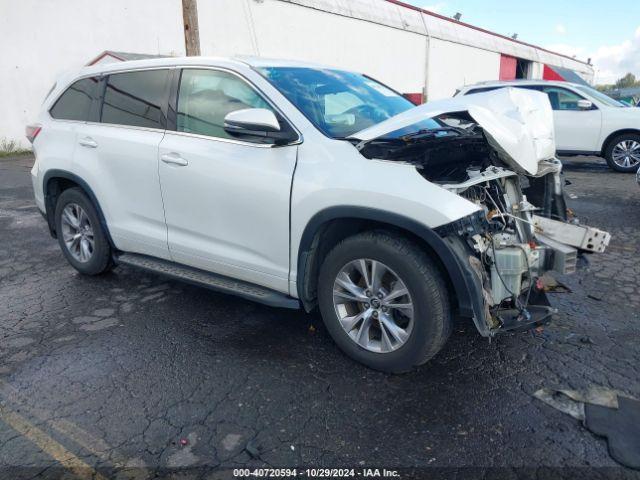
[[544, 43, 585, 58], [545, 26, 640, 85], [555, 24, 566, 35], [591, 26, 640, 84]]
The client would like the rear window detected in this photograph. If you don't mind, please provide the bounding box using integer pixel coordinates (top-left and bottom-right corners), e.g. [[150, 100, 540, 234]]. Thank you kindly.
[[50, 77, 100, 121], [101, 69, 169, 129]]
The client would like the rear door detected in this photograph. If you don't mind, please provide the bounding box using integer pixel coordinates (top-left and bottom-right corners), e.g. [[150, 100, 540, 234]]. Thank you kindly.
[[157, 67, 299, 292], [47, 77, 101, 178], [72, 69, 171, 259]]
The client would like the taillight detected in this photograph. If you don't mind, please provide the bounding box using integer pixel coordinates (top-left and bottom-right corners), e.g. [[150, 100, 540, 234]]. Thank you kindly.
[[26, 124, 42, 144]]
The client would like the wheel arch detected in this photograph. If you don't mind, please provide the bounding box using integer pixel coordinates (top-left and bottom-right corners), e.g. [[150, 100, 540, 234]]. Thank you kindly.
[[600, 128, 640, 156], [43, 169, 115, 247], [295, 206, 487, 334]]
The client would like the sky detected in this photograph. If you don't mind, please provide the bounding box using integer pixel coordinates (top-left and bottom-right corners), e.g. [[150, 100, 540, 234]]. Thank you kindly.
[[406, 0, 640, 85]]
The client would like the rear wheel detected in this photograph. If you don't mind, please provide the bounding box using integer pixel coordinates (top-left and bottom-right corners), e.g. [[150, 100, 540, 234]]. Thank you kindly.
[[54, 188, 113, 275], [604, 133, 640, 172], [317, 231, 451, 373]]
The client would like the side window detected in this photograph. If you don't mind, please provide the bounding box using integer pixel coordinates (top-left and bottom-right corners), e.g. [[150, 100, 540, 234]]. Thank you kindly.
[[50, 77, 100, 121], [101, 70, 169, 128], [541, 87, 584, 111], [176, 69, 273, 140]]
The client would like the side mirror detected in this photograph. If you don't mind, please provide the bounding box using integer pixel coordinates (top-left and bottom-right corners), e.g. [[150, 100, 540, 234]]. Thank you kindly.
[[224, 108, 297, 145], [577, 99, 593, 110], [224, 108, 281, 133]]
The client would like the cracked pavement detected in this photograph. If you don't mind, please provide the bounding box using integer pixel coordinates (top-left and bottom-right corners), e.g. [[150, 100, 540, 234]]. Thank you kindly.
[[1, 154, 639, 478]]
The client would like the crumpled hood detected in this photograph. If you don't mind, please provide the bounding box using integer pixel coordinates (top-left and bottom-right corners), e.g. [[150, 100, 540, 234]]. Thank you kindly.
[[349, 87, 556, 176]]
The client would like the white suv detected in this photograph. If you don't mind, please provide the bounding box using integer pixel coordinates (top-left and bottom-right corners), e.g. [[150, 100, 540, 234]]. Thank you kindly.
[[456, 80, 640, 172], [28, 57, 610, 372]]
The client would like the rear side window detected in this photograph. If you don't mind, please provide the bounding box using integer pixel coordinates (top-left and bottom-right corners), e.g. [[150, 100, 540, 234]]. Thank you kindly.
[[176, 69, 273, 140], [101, 70, 169, 129], [50, 77, 100, 121]]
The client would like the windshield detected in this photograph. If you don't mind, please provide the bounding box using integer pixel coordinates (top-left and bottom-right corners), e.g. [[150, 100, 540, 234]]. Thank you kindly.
[[257, 67, 415, 138], [574, 85, 626, 108]]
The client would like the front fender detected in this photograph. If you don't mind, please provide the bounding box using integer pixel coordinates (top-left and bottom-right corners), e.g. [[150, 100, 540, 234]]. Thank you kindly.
[[296, 206, 489, 336]]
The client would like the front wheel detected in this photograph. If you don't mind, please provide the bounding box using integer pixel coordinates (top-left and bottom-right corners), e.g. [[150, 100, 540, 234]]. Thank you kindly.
[[317, 231, 451, 373], [604, 134, 640, 172]]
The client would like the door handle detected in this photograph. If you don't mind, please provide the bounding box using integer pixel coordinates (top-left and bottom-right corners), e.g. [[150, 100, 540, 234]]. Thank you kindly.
[[160, 153, 188, 166], [78, 137, 98, 148]]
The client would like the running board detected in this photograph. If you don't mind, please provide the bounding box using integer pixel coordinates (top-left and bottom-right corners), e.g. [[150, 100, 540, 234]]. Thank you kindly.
[[115, 253, 300, 309]]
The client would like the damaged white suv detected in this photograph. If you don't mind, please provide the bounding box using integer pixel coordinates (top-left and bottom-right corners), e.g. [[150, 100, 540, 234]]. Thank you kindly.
[[29, 57, 610, 372]]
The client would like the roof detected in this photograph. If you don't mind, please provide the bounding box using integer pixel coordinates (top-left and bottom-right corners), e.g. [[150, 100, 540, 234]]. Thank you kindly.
[[383, 0, 591, 66], [277, 0, 592, 73], [77, 55, 359, 79], [235, 55, 348, 70]]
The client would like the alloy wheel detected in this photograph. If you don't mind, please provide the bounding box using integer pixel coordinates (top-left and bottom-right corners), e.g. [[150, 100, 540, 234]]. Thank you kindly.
[[611, 140, 640, 169], [332, 259, 414, 353], [60, 203, 95, 263]]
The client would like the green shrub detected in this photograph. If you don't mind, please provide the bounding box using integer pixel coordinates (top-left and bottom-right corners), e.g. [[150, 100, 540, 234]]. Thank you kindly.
[[0, 138, 32, 158]]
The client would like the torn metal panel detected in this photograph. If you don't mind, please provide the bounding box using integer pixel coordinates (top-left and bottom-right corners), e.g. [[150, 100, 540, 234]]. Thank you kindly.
[[534, 215, 611, 253]]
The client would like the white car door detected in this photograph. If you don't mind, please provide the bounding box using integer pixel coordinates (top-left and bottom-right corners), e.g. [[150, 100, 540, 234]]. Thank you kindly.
[[540, 86, 602, 152], [157, 68, 299, 292], [71, 69, 171, 260]]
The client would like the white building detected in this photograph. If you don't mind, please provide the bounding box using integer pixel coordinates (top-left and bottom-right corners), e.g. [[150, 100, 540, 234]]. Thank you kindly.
[[0, 0, 594, 148]]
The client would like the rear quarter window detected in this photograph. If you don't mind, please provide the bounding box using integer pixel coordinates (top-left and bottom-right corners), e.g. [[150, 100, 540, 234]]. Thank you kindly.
[[49, 77, 100, 121]]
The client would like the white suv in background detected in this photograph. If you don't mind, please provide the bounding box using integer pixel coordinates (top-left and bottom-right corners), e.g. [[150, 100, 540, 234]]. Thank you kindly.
[[456, 80, 640, 172], [28, 57, 609, 372]]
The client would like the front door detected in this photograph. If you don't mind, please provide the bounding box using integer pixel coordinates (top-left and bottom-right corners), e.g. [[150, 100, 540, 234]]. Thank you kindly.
[[540, 86, 602, 152], [158, 68, 298, 293]]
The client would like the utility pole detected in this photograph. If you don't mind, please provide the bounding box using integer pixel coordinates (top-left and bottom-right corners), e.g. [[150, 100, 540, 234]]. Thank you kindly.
[[182, 0, 201, 56]]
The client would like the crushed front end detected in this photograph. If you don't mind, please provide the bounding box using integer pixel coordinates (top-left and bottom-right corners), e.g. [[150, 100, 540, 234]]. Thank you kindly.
[[355, 102, 611, 336], [433, 159, 610, 334]]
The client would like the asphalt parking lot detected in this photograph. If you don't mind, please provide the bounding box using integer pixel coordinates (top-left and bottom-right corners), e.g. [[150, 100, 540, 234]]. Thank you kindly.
[[1, 154, 639, 478]]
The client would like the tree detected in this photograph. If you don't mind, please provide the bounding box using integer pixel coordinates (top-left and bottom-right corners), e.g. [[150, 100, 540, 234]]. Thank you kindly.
[[615, 73, 638, 89], [596, 73, 640, 92]]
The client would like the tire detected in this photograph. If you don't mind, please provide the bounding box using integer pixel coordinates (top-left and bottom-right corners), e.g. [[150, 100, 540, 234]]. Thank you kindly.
[[54, 187, 113, 275], [317, 231, 451, 373], [603, 133, 640, 172]]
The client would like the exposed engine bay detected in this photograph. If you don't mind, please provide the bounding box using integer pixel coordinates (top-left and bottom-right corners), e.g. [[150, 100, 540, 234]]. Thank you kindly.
[[356, 111, 611, 335]]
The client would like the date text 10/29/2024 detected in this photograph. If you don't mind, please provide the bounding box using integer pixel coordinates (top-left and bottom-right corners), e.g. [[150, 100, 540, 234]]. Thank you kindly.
[[233, 468, 401, 478]]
